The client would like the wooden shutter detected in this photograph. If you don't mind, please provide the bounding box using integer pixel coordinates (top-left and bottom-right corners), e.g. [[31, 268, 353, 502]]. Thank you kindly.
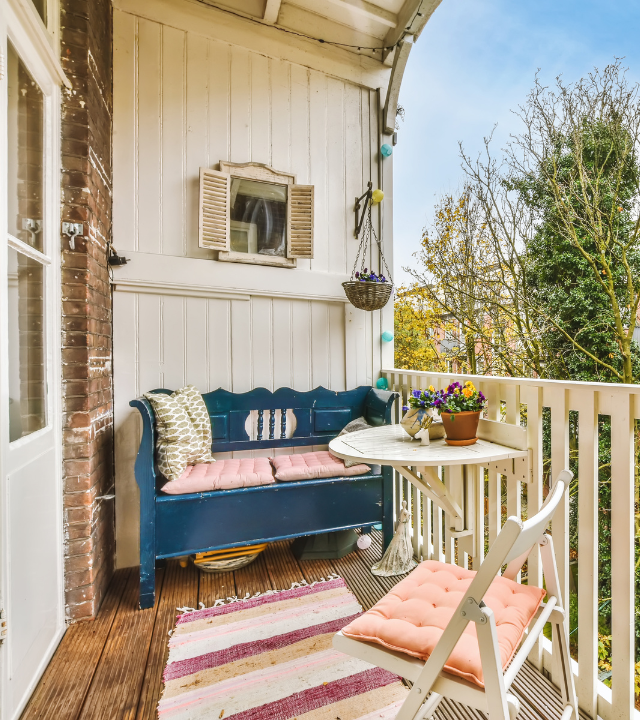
[[199, 168, 230, 250], [287, 184, 314, 259]]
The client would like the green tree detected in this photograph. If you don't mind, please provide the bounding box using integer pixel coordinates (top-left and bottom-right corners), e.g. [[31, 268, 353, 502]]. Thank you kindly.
[[509, 64, 640, 382]]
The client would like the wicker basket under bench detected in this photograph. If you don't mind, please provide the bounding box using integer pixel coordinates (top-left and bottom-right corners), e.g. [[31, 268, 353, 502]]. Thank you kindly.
[[130, 385, 398, 609]]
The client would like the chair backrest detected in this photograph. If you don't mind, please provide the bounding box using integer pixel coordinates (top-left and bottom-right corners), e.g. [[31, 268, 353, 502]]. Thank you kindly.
[[503, 469, 571, 564], [467, 469, 572, 600], [136, 386, 398, 454]]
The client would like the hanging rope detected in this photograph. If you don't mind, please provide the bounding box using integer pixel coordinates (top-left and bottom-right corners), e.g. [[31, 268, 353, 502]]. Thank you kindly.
[[350, 200, 393, 284]]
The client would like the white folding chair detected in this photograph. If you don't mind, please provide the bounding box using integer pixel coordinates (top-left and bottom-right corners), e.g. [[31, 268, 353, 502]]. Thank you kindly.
[[334, 470, 578, 720]]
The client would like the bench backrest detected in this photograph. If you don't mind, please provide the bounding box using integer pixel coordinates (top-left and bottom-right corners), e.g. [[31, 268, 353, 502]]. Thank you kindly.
[[133, 386, 397, 454]]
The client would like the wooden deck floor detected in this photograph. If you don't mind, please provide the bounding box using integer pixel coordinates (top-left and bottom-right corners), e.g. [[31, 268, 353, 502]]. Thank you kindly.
[[21, 532, 577, 720]]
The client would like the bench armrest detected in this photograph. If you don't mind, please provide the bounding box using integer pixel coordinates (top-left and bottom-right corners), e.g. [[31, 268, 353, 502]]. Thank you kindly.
[[364, 388, 399, 426], [130, 397, 158, 493]]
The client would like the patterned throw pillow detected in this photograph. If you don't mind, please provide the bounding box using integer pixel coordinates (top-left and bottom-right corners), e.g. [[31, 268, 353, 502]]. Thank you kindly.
[[144, 386, 215, 482]]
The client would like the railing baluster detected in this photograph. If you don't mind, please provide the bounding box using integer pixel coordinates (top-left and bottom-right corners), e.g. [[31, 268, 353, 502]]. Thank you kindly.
[[423, 495, 432, 561], [601, 391, 636, 720], [543, 385, 570, 690], [280, 409, 287, 439], [269, 409, 275, 440], [433, 496, 444, 563], [523, 384, 544, 669], [573, 387, 599, 718], [411, 479, 421, 560], [504, 382, 522, 580]]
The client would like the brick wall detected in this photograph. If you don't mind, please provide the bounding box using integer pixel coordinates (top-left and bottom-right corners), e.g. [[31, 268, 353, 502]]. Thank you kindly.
[[60, 0, 114, 621]]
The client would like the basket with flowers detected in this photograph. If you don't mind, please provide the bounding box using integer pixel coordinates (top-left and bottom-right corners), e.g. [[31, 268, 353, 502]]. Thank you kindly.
[[342, 268, 393, 311]]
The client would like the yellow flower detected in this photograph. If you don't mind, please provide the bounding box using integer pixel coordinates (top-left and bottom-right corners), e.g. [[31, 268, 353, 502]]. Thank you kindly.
[[429, 385, 435, 392], [454, 388, 460, 394], [463, 388, 473, 398]]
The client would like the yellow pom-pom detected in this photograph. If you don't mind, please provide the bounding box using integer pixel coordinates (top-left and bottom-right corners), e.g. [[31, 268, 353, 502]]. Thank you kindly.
[[371, 188, 384, 204]]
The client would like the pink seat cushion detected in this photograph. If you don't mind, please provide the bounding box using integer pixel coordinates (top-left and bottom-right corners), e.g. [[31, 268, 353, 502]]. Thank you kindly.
[[161, 458, 275, 494], [269, 451, 370, 481], [341, 560, 546, 687]]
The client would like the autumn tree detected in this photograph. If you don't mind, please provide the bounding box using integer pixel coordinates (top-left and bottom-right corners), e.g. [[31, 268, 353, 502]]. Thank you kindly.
[[401, 187, 554, 377], [394, 285, 462, 372]]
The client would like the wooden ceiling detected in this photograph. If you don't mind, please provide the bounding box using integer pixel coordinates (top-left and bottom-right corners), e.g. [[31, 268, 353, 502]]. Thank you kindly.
[[195, 0, 442, 65]]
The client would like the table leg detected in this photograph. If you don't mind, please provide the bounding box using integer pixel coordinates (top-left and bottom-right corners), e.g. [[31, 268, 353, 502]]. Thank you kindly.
[[447, 465, 465, 533]]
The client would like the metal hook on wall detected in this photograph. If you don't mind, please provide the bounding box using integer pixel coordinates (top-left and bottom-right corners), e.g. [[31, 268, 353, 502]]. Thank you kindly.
[[354, 181, 373, 238]]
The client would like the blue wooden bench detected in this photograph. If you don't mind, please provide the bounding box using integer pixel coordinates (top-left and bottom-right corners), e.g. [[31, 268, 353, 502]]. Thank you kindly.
[[130, 385, 398, 608]]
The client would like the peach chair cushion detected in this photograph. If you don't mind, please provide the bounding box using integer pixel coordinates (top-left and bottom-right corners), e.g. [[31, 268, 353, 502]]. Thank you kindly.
[[269, 451, 370, 481], [341, 560, 546, 687], [161, 458, 275, 495]]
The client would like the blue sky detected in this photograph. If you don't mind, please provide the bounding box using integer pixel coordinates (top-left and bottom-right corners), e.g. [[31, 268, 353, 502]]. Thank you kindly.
[[393, 0, 640, 285]]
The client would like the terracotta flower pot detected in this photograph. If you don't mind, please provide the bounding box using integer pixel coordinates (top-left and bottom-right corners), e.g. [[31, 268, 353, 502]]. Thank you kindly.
[[440, 410, 481, 446]]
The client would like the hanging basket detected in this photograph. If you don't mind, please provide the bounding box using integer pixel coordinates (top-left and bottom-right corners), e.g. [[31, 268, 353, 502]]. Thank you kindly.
[[342, 280, 393, 311]]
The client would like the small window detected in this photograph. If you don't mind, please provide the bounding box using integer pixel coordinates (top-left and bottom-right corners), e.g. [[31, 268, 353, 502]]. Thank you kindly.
[[199, 162, 314, 268], [230, 178, 287, 257]]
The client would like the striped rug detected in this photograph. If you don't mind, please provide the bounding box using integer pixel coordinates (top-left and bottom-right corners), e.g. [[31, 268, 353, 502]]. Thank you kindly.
[[159, 577, 408, 720]]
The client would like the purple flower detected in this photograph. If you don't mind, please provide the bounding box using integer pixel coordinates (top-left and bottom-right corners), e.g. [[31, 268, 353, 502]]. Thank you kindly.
[[420, 400, 425, 407], [402, 405, 408, 412], [355, 271, 359, 278], [412, 389, 421, 398], [364, 268, 368, 273]]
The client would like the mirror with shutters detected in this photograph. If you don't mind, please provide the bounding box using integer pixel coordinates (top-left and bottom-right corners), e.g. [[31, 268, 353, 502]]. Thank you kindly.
[[199, 162, 314, 268]]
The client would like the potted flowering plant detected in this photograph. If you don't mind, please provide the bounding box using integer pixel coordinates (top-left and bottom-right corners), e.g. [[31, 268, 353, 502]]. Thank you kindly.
[[400, 386, 439, 441], [434, 381, 486, 446]]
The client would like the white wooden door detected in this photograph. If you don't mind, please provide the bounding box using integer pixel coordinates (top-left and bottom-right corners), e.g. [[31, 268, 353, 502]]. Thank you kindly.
[[0, 4, 65, 718]]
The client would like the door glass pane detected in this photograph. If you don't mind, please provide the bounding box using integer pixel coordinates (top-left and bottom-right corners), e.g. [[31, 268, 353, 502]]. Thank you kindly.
[[7, 43, 45, 252], [230, 178, 287, 256], [31, 0, 47, 24], [8, 247, 46, 441]]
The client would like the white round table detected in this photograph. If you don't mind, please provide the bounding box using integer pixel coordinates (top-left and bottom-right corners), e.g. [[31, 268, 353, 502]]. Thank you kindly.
[[329, 424, 529, 561]]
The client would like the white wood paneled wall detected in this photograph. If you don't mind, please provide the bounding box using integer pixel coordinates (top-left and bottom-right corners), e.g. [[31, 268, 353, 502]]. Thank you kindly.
[[112, 6, 391, 566], [113, 8, 384, 275]]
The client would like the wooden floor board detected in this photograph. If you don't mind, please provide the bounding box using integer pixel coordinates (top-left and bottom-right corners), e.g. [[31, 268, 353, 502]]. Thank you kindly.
[[297, 555, 338, 583], [264, 541, 310, 589], [330, 549, 387, 610], [233, 553, 273, 599], [135, 562, 198, 720], [197, 568, 235, 607], [22, 534, 574, 720], [77, 569, 161, 720], [20, 568, 131, 720]]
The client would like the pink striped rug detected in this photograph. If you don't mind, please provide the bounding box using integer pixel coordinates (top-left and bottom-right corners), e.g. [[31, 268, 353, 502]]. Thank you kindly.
[[159, 577, 408, 720]]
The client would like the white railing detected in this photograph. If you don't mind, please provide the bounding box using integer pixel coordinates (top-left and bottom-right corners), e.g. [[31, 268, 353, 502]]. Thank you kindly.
[[382, 368, 640, 720]]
